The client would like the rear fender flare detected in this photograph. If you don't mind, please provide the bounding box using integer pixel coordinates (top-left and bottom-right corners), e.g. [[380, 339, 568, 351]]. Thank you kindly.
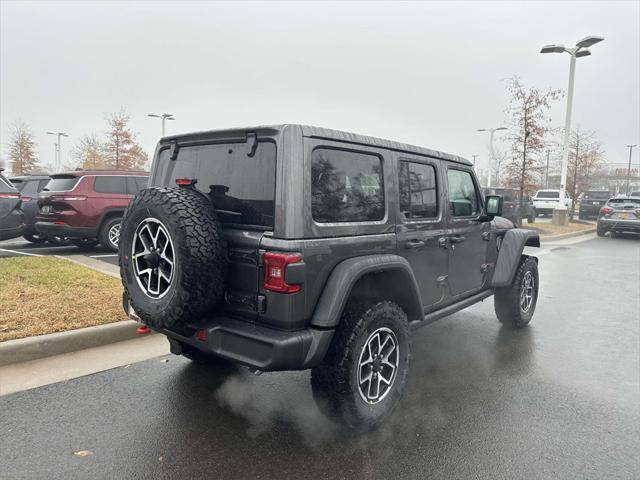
[[310, 254, 423, 328], [491, 228, 540, 288]]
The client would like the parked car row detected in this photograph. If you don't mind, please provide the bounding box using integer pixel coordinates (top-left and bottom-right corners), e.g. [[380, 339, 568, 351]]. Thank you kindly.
[[482, 187, 536, 226], [0, 169, 148, 250]]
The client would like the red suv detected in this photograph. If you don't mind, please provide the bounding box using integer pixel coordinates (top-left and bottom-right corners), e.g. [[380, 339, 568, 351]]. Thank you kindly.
[[36, 170, 149, 251]]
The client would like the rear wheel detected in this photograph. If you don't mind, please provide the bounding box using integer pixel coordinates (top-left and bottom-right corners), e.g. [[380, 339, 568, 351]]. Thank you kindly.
[[494, 256, 538, 328], [99, 217, 122, 252], [311, 300, 410, 430], [24, 233, 46, 244], [70, 238, 99, 249], [596, 223, 607, 237], [47, 235, 71, 246]]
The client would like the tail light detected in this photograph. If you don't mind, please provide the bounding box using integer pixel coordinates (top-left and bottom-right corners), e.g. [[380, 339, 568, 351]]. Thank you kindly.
[[21, 196, 32, 202], [599, 206, 613, 216], [262, 252, 302, 293], [0, 193, 19, 199], [176, 178, 197, 187]]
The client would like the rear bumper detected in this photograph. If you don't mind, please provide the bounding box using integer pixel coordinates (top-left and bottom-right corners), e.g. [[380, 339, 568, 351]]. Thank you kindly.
[[35, 221, 97, 239], [579, 206, 601, 217], [598, 219, 640, 233], [0, 225, 23, 241], [156, 316, 334, 372]]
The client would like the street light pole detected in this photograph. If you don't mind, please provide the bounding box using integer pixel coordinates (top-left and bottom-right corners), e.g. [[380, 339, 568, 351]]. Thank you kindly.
[[477, 127, 507, 187], [540, 35, 604, 224], [626, 145, 637, 196], [46, 131, 69, 172], [148, 113, 175, 137], [545, 150, 551, 188]]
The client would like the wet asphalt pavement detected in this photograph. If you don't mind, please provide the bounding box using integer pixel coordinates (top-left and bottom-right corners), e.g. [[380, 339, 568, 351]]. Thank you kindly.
[[1, 235, 638, 479]]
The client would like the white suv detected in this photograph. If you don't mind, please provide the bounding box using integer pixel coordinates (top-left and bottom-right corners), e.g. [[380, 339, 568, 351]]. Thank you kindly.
[[533, 189, 572, 217]]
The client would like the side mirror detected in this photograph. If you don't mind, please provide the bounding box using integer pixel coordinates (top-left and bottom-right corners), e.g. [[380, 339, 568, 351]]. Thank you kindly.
[[484, 194, 503, 219]]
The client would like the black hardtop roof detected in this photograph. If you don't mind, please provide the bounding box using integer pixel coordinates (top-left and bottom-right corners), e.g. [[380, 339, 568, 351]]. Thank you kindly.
[[161, 124, 471, 166]]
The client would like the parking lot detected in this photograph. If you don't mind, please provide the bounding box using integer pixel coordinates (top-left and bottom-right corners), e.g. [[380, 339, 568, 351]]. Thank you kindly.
[[0, 237, 118, 267], [1, 234, 638, 479]]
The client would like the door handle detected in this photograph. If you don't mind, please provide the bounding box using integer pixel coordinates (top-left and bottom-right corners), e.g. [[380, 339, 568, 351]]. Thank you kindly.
[[405, 239, 425, 250], [450, 235, 466, 244], [438, 237, 449, 249]]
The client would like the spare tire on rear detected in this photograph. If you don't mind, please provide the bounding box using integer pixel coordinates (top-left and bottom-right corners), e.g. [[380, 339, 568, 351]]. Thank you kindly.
[[119, 186, 227, 329]]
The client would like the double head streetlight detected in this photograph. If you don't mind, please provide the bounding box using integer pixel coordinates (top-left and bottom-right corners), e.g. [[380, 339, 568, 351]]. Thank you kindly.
[[477, 127, 507, 187], [148, 113, 175, 137], [540, 35, 604, 224], [46, 131, 69, 172]]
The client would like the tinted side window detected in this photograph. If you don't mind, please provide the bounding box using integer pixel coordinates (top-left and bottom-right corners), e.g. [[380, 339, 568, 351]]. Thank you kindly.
[[93, 176, 127, 194], [447, 169, 479, 217], [399, 161, 438, 219], [38, 179, 49, 192], [311, 148, 384, 223]]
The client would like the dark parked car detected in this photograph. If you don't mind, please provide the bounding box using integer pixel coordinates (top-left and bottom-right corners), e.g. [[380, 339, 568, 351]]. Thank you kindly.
[[578, 190, 610, 219], [119, 125, 540, 430], [482, 187, 536, 225], [36, 170, 149, 251], [597, 196, 640, 237], [0, 170, 23, 241], [9, 174, 54, 243]]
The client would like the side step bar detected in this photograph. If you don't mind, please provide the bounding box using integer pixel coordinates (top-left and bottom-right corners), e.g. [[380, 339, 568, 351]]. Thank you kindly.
[[410, 290, 494, 331]]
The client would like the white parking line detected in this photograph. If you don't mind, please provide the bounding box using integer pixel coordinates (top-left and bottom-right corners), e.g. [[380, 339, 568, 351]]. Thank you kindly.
[[0, 248, 42, 257], [90, 254, 118, 258]]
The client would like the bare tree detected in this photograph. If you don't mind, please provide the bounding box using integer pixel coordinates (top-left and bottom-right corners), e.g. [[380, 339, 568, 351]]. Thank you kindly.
[[72, 134, 106, 169], [567, 127, 605, 216], [103, 109, 148, 170], [502, 77, 563, 205], [7, 121, 39, 175]]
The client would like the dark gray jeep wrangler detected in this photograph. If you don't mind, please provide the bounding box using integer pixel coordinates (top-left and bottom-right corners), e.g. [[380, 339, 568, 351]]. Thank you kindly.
[[119, 125, 540, 429]]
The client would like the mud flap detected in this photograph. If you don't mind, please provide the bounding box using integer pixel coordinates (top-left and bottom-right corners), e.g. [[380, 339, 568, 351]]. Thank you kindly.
[[491, 229, 540, 288]]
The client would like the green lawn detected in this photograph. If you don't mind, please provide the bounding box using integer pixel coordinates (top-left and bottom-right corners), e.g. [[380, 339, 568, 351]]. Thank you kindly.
[[0, 257, 127, 342]]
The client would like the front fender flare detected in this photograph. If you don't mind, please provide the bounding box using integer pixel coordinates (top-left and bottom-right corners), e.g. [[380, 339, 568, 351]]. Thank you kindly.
[[310, 254, 423, 328], [491, 228, 540, 288]]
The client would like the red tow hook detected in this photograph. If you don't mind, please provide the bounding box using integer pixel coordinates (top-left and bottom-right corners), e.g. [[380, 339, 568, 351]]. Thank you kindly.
[[136, 325, 151, 335]]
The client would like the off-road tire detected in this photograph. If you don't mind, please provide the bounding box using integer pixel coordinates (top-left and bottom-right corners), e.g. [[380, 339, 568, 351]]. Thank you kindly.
[[24, 233, 46, 244], [70, 238, 99, 249], [310, 300, 410, 431], [99, 216, 122, 252], [596, 224, 607, 237], [494, 256, 538, 328], [119, 187, 227, 330]]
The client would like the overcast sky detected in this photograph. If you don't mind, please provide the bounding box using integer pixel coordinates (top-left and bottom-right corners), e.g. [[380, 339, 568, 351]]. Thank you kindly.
[[1, 0, 639, 175]]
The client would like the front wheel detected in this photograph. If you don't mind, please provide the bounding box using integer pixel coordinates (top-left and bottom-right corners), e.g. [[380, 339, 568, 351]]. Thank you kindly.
[[311, 300, 410, 431], [494, 256, 538, 328]]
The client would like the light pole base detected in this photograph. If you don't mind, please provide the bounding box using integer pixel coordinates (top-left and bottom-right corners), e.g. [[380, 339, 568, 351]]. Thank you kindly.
[[552, 208, 570, 226]]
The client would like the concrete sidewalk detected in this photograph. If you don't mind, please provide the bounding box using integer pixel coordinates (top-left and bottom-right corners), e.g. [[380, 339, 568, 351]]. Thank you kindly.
[[0, 334, 169, 396]]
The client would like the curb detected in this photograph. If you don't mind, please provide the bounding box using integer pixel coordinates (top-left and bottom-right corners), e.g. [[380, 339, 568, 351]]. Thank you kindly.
[[57, 254, 120, 279], [540, 227, 596, 242], [0, 320, 154, 367]]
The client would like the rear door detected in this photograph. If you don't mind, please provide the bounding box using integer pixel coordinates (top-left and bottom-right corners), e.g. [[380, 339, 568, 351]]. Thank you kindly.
[[444, 165, 490, 298], [395, 156, 448, 311], [152, 137, 278, 320]]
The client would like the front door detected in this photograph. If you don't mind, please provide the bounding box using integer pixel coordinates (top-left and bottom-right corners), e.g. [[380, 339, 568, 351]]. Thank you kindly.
[[445, 165, 490, 297], [395, 157, 448, 311]]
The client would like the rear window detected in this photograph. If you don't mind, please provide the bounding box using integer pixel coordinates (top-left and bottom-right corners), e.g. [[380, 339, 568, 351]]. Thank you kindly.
[[154, 141, 276, 229], [10, 179, 26, 191], [311, 148, 385, 223], [19, 180, 41, 196], [608, 198, 640, 207], [583, 191, 610, 200], [536, 191, 559, 199], [44, 176, 80, 192]]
